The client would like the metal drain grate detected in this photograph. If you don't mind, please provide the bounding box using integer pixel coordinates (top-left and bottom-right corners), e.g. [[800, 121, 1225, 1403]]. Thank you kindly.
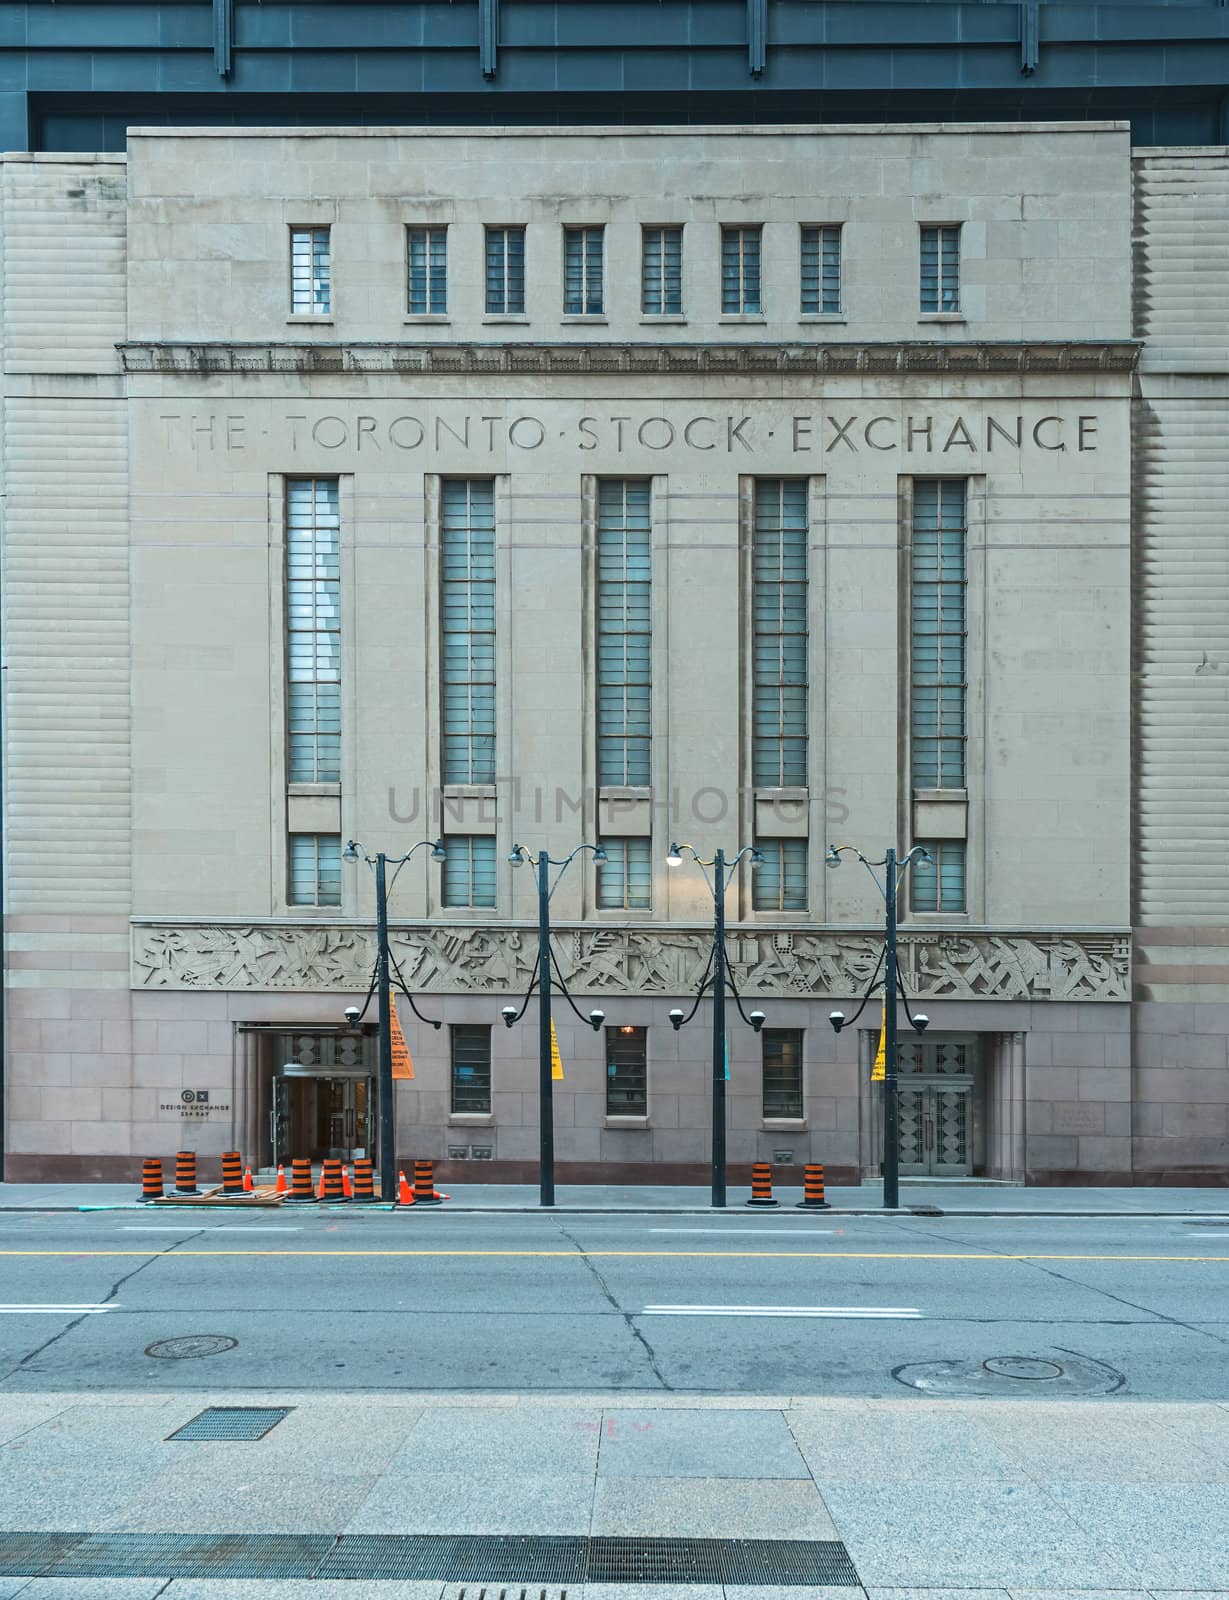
[[167, 1406, 291, 1441], [46, 1533, 332, 1579], [322, 1535, 585, 1583], [0, 1533, 84, 1576]]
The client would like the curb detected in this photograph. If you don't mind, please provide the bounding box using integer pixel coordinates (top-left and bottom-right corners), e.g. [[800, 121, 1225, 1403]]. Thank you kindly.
[[0, 1203, 1225, 1219]]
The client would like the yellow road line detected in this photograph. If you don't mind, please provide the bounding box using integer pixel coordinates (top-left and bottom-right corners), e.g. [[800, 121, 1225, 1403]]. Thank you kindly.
[[0, 1249, 1224, 1261]]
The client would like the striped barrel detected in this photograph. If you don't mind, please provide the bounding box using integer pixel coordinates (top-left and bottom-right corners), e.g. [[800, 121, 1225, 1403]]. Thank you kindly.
[[220, 1150, 245, 1195], [173, 1150, 200, 1195], [351, 1158, 378, 1203], [797, 1163, 829, 1209], [283, 1157, 318, 1204], [745, 1161, 779, 1207], [138, 1158, 163, 1203], [320, 1158, 347, 1203], [412, 1159, 442, 1206]]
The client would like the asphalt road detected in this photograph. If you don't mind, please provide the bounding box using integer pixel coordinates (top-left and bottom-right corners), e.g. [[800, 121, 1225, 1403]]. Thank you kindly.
[[0, 1208, 1225, 1399]]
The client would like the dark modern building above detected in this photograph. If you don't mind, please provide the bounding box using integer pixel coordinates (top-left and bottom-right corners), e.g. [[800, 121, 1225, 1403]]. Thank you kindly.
[[1, 0, 1228, 153]]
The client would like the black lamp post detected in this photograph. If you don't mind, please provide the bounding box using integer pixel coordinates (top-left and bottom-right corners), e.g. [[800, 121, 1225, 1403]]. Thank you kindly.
[[503, 843, 607, 1208], [342, 837, 446, 1203], [665, 842, 767, 1209], [825, 843, 931, 1209]]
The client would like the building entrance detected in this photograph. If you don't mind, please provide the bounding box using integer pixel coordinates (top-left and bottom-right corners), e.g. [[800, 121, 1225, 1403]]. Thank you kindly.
[[895, 1035, 980, 1177], [268, 1030, 376, 1166]]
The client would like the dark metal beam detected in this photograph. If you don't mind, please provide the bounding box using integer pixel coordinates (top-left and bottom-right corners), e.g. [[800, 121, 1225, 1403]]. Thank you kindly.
[[748, 0, 767, 77], [1020, 0, 1040, 76], [480, 0, 499, 79], [213, 0, 233, 79]]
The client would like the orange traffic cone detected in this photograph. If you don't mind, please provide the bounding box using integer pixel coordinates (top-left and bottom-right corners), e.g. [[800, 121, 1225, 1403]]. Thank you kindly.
[[342, 1165, 353, 1199], [398, 1168, 413, 1205], [243, 1165, 254, 1193], [275, 1164, 287, 1195], [317, 1167, 326, 1199]]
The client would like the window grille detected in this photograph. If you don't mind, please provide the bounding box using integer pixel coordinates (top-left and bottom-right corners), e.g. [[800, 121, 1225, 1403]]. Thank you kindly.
[[911, 480, 967, 789], [564, 225, 604, 314], [920, 224, 961, 313], [486, 226, 525, 314], [450, 1024, 492, 1113], [442, 835, 497, 908], [290, 226, 330, 315], [800, 224, 841, 314], [407, 226, 447, 314], [753, 838, 807, 912], [762, 1028, 804, 1119], [721, 225, 762, 314], [596, 837, 652, 911], [597, 480, 652, 787], [441, 480, 496, 785], [606, 1025, 648, 1116], [288, 834, 341, 907], [911, 840, 967, 912], [286, 478, 340, 783], [753, 480, 808, 788], [642, 225, 683, 315]]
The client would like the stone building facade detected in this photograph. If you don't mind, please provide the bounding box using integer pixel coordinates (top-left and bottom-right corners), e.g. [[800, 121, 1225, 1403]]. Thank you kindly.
[[0, 119, 1217, 1187]]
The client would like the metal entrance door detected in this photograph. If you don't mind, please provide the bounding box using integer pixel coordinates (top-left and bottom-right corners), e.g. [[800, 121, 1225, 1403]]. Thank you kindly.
[[897, 1082, 973, 1176], [272, 1074, 375, 1165]]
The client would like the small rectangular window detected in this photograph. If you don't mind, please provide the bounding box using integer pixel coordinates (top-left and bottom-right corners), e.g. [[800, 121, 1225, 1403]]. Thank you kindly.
[[762, 1028, 804, 1119], [721, 225, 762, 314], [407, 225, 448, 315], [753, 838, 807, 912], [911, 840, 967, 912], [597, 837, 652, 911], [800, 224, 841, 315], [442, 835, 497, 909], [564, 226, 604, 315], [450, 1024, 492, 1114], [290, 226, 330, 315], [486, 226, 526, 314], [288, 834, 341, 907], [606, 1025, 647, 1117], [642, 225, 683, 315], [920, 225, 961, 314]]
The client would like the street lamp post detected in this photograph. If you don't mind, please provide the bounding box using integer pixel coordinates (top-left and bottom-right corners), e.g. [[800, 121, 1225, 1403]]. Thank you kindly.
[[826, 843, 931, 1210], [666, 842, 767, 1209], [343, 837, 445, 1203], [504, 843, 607, 1207]]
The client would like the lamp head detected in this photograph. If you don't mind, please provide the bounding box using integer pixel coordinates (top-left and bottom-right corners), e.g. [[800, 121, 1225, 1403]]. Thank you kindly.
[[748, 847, 764, 870], [588, 1008, 605, 1032], [828, 1009, 846, 1034], [342, 840, 360, 864], [343, 1005, 361, 1026], [665, 843, 684, 867], [668, 1007, 684, 1031], [912, 1013, 930, 1035], [430, 839, 446, 862], [500, 1005, 517, 1029], [508, 845, 526, 868], [825, 846, 842, 869], [749, 1009, 766, 1033], [592, 846, 608, 864]]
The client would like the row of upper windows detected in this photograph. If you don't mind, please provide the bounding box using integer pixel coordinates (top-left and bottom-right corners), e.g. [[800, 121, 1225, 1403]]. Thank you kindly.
[[289, 222, 963, 320]]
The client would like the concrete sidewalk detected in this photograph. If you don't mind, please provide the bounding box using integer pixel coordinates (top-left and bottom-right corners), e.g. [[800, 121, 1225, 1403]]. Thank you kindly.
[[0, 1391, 1227, 1597], [2, 1178, 1228, 1216]]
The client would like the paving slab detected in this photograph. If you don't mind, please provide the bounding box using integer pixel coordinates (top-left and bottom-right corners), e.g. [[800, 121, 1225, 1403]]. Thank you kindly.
[[596, 1406, 810, 1478], [974, 1404, 1229, 1483], [344, 1469, 595, 1535], [1048, 1482, 1229, 1588], [787, 1405, 1026, 1483], [104, 1465, 381, 1534], [591, 1475, 838, 1538], [11, 1584, 170, 1600], [395, 1402, 602, 1474], [160, 1585, 446, 1600]]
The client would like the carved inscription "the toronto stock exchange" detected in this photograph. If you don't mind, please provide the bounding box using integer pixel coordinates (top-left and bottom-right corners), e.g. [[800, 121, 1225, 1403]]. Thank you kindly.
[[131, 924, 1130, 1003]]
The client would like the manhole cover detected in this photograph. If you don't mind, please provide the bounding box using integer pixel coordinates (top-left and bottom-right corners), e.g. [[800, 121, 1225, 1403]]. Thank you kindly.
[[145, 1334, 237, 1360], [168, 1406, 291, 1441], [983, 1356, 1063, 1380], [894, 1351, 1124, 1397]]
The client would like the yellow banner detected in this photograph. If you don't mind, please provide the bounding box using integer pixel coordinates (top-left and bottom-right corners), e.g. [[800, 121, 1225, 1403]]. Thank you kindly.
[[550, 1018, 564, 1081], [871, 1001, 886, 1082], [390, 992, 415, 1080]]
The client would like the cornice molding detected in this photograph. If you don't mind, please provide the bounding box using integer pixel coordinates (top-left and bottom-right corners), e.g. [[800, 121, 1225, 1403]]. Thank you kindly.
[[117, 340, 1141, 378]]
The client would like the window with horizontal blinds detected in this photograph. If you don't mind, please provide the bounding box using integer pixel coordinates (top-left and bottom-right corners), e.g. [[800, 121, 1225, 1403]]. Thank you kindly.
[[290, 226, 330, 315], [606, 1026, 647, 1116], [441, 479, 496, 786], [486, 226, 525, 314], [920, 224, 960, 313], [288, 834, 341, 908], [286, 478, 341, 783], [597, 480, 652, 788], [721, 225, 761, 313], [800, 225, 841, 314], [753, 480, 808, 788], [762, 1028, 804, 1119], [596, 837, 652, 911], [642, 226, 682, 315], [752, 838, 807, 912], [911, 841, 967, 912], [407, 226, 447, 314], [450, 1024, 492, 1114], [442, 835, 497, 908], [911, 480, 967, 790], [564, 225, 604, 314]]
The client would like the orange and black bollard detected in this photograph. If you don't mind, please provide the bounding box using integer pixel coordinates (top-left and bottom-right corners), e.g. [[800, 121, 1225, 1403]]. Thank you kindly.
[[746, 1161, 779, 1207], [412, 1159, 443, 1206], [797, 1163, 829, 1209], [351, 1158, 378, 1204], [220, 1150, 245, 1196], [173, 1150, 200, 1195], [319, 1157, 347, 1203], [138, 1158, 163, 1203], [283, 1157, 318, 1204]]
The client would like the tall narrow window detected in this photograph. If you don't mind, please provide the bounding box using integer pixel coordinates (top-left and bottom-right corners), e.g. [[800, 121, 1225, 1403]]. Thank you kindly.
[[920, 225, 961, 313], [911, 840, 967, 912], [753, 480, 808, 788], [721, 225, 762, 314], [753, 838, 807, 912], [800, 224, 841, 314], [286, 478, 341, 783], [407, 226, 447, 314], [642, 226, 683, 315], [441, 480, 496, 786], [597, 837, 652, 911], [486, 226, 526, 314], [442, 835, 497, 908], [762, 1028, 804, 1119], [289, 834, 341, 908], [597, 480, 652, 788], [911, 480, 967, 790], [606, 1025, 648, 1116], [564, 226, 604, 315], [290, 226, 330, 315], [450, 1024, 492, 1114]]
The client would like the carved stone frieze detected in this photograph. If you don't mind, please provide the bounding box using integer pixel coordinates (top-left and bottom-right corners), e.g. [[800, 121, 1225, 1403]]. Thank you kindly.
[[131, 922, 1130, 1002]]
